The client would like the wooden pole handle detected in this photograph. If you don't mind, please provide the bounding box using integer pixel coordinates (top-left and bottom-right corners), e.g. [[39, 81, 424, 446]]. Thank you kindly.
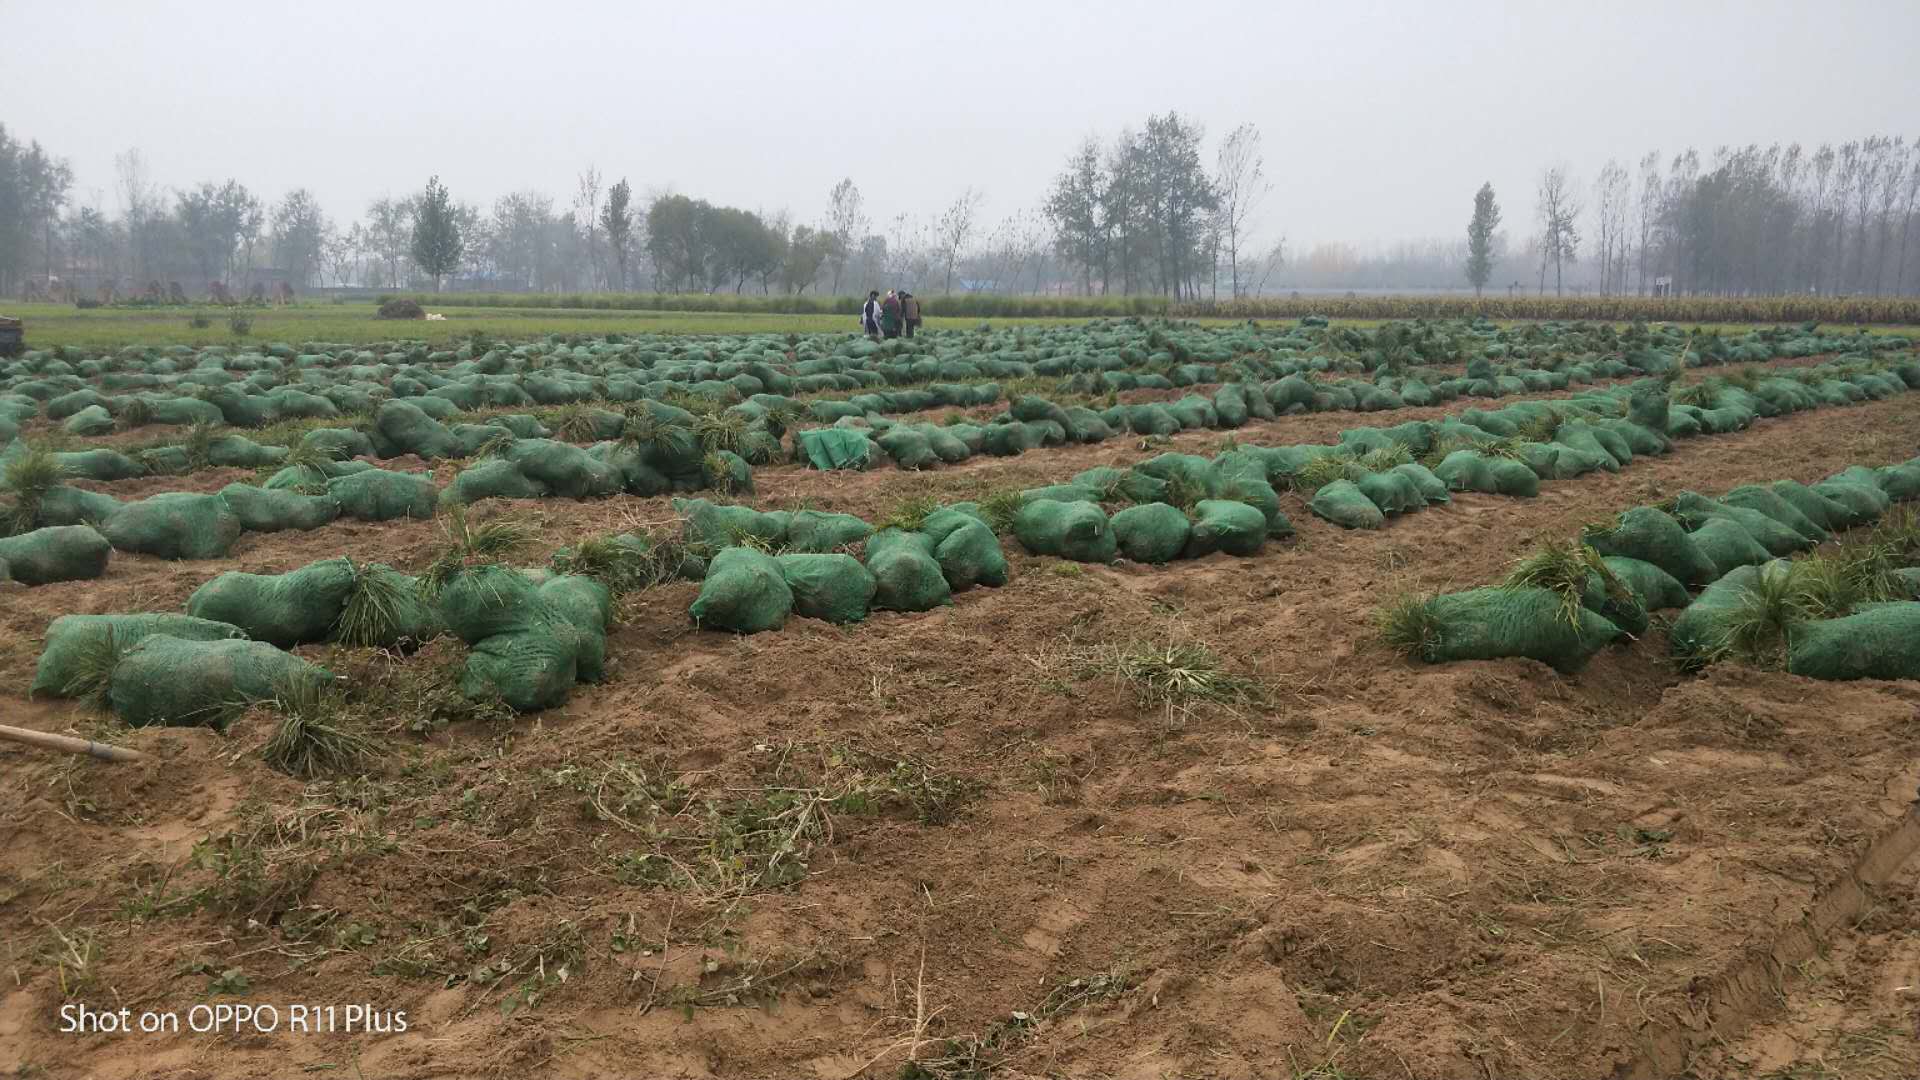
[[0, 723, 144, 762]]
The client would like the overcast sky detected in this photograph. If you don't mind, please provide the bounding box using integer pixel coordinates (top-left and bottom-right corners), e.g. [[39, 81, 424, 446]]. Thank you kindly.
[[11, 0, 1919, 253]]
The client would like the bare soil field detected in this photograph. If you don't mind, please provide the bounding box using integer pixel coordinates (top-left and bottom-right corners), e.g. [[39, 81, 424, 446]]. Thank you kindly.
[[4, 393, 1919, 1079]]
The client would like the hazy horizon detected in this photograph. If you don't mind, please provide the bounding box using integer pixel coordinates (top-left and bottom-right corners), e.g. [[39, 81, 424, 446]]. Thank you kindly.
[[11, 0, 1920, 256]]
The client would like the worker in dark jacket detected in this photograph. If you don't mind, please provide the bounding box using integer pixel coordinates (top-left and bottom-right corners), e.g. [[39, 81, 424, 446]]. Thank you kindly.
[[880, 289, 903, 339], [900, 291, 922, 338], [861, 291, 882, 338]]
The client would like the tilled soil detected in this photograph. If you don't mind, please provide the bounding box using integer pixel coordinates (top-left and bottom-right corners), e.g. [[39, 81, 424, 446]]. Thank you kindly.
[[2, 392, 1918, 1079]]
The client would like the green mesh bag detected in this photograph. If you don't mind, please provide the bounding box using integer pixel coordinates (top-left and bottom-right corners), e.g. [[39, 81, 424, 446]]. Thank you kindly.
[[263, 458, 372, 492], [1420, 586, 1624, 673], [109, 636, 332, 727], [1310, 480, 1386, 530], [796, 428, 872, 470], [55, 449, 146, 481], [440, 566, 605, 709], [928, 516, 1007, 589], [1212, 383, 1250, 427], [1432, 451, 1538, 497], [32, 486, 122, 528], [1601, 556, 1690, 612], [675, 498, 792, 550], [1670, 493, 1815, 557], [1432, 450, 1495, 493], [1111, 502, 1192, 565], [343, 563, 444, 647], [689, 547, 793, 633], [777, 553, 877, 623], [447, 458, 549, 503], [1061, 406, 1114, 443], [217, 483, 341, 532], [186, 557, 358, 647], [1486, 457, 1542, 497], [0, 525, 112, 585], [506, 439, 624, 498], [1668, 563, 1769, 667], [1720, 485, 1828, 544], [62, 405, 114, 436], [1022, 483, 1102, 505], [1878, 461, 1920, 501], [33, 613, 245, 697], [207, 435, 289, 468], [1582, 506, 1719, 588], [864, 529, 953, 611], [327, 469, 438, 521], [537, 575, 613, 682], [101, 493, 243, 559], [1391, 463, 1451, 504], [1124, 404, 1182, 437], [784, 509, 873, 553], [1811, 480, 1890, 526], [1357, 470, 1425, 515], [1182, 499, 1267, 558], [1012, 499, 1116, 562], [1788, 603, 1920, 680], [1600, 418, 1669, 457], [1579, 573, 1649, 635], [876, 428, 937, 470], [1688, 518, 1774, 578], [461, 622, 593, 711]]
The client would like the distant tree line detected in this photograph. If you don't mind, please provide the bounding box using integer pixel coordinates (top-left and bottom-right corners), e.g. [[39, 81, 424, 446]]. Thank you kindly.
[[1451, 138, 1920, 299], [4, 118, 1918, 302]]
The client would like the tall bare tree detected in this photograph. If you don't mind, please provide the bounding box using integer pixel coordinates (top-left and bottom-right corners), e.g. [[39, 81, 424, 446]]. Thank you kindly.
[[936, 187, 982, 294], [1212, 123, 1269, 299], [1535, 166, 1580, 296], [825, 178, 866, 294], [1634, 152, 1661, 294], [1592, 161, 1629, 295], [573, 166, 602, 290]]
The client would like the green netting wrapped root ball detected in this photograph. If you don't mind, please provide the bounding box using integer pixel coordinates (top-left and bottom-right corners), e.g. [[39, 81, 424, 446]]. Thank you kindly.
[[108, 636, 332, 727], [1309, 480, 1386, 530], [796, 428, 872, 471], [1013, 499, 1116, 563], [0, 525, 112, 585], [1788, 602, 1920, 680], [217, 483, 341, 532], [1582, 506, 1719, 588], [690, 546, 794, 633], [101, 492, 243, 559], [186, 558, 358, 648], [1182, 499, 1268, 558], [777, 553, 877, 623], [1602, 556, 1690, 612], [864, 528, 953, 611], [1412, 586, 1625, 673], [1667, 563, 1769, 668], [1687, 519, 1774, 579], [328, 469, 439, 522], [32, 613, 246, 698], [919, 509, 1008, 589], [441, 566, 609, 709], [1110, 502, 1192, 564]]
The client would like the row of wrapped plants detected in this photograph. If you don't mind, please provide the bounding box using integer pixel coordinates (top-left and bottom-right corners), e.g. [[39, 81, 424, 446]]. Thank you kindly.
[[1379, 458, 1920, 678]]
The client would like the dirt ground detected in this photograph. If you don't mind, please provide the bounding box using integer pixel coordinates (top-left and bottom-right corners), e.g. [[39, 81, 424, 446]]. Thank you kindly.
[[3, 390, 1918, 1079]]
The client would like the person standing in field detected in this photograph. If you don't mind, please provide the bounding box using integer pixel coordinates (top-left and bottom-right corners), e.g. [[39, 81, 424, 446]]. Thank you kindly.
[[880, 289, 903, 339], [900, 291, 922, 338], [862, 290, 882, 339]]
